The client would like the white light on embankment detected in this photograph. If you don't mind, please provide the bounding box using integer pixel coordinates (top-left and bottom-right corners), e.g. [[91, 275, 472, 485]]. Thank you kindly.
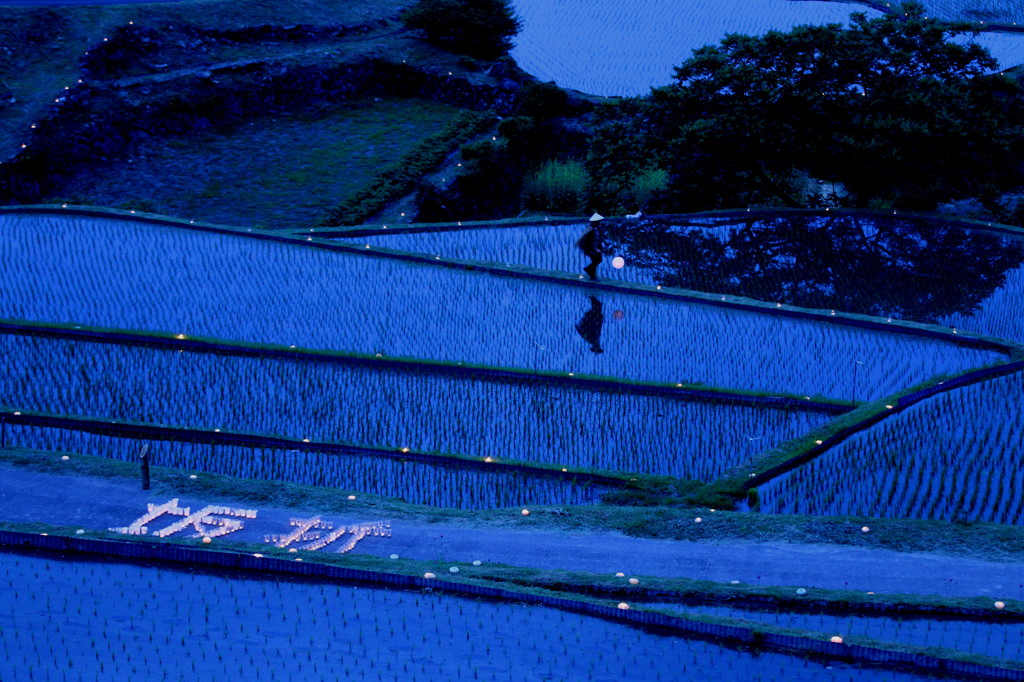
[[521, 509, 530, 516], [995, 601, 1006, 609], [617, 603, 629, 610], [424, 572, 436, 579], [831, 636, 844, 644], [861, 526, 870, 533]]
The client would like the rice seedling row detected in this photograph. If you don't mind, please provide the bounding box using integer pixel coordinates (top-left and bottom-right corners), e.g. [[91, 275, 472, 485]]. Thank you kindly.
[[337, 215, 1024, 350], [334, 222, 608, 280], [757, 370, 1024, 525], [0, 334, 833, 481], [0, 549, 971, 681], [646, 602, 1024, 662], [2, 425, 605, 509], [942, 265, 1024, 345], [0, 213, 997, 400]]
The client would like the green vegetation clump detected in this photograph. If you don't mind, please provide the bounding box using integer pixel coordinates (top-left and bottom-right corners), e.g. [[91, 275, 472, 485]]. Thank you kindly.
[[522, 159, 588, 213], [319, 109, 496, 226], [402, 0, 522, 60], [588, 2, 1024, 216]]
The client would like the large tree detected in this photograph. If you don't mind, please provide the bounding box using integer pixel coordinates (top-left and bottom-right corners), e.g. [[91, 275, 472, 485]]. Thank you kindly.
[[643, 3, 1023, 211], [402, 0, 522, 60]]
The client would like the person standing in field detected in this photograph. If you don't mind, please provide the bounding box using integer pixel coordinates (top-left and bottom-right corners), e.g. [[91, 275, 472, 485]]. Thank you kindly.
[[578, 214, 604, 280]]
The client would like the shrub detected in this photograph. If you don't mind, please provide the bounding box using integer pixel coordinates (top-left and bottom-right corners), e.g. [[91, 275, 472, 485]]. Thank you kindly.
[[402, 0, 522, 60], [515, 81, 569, 120], [523, 159, 588, 213]]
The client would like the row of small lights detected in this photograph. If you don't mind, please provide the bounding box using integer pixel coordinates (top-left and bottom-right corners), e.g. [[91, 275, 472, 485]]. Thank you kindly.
[[4, 21, 142, 163]]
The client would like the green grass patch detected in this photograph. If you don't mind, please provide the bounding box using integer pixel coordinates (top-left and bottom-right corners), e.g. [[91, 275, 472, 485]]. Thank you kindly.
[[0, 0, 408, 159], [522, 159, 589, 214], [48, 97, 466, 229], [318, 109, 497, 226], [4, 446, 1024, 563]]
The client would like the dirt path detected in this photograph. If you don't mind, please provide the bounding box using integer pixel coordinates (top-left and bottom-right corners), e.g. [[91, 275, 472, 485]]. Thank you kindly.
[[1, 463, 1021, 600]]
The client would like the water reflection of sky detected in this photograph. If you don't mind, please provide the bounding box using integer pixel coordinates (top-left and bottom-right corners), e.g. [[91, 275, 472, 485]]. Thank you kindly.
[[510, 0, 883, 96], [343, 215, 1024, 343], [510, 0, 1023, 97], [3, 214, 995, 401]]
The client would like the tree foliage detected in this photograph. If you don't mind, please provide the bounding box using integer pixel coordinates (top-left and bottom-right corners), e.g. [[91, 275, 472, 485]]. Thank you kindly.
[[402, 0, 523, 60], [637, 2, 1024, 211]]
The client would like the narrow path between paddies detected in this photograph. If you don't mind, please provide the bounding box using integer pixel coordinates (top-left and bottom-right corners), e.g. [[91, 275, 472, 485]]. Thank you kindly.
[[0, 463, 1020, 601]]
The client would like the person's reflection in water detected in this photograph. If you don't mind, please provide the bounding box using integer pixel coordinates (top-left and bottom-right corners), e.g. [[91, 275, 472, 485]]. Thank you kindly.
[[576, 296, 605, 354], [577, 226, 603, 280]]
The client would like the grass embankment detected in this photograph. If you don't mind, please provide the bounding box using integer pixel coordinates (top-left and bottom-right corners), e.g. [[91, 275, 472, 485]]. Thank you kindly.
[[5, 522, 1024, 680], [55, 98, 468, 229], [0, 0, 407, 158], [317, 110, 497, 227], [3, 0, 499, 228], [4, 446, 1024, 564], [698, 356, 1024, 507]]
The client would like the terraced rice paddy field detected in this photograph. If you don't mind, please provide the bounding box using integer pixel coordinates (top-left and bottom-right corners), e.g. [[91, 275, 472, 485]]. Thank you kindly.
[[509, 0, 1024, 96], [0, 550, 953, 682], [3, 206, 1024, 678]]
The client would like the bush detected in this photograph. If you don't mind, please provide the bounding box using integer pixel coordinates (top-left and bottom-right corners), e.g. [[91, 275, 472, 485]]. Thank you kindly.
[[523, 159, 588, 213], [402, 0, 522, 60], [515, 81, 569, 120], [319, 110, 495, 226]]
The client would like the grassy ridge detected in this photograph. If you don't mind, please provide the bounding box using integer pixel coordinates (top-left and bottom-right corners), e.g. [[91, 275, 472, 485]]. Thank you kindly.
[[4, 447, 1024, 562], [318, 110, 497, 227]]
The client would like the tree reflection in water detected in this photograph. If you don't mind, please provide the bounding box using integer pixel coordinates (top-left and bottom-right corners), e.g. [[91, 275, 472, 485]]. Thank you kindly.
[[599, 215, 1024, 323]]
